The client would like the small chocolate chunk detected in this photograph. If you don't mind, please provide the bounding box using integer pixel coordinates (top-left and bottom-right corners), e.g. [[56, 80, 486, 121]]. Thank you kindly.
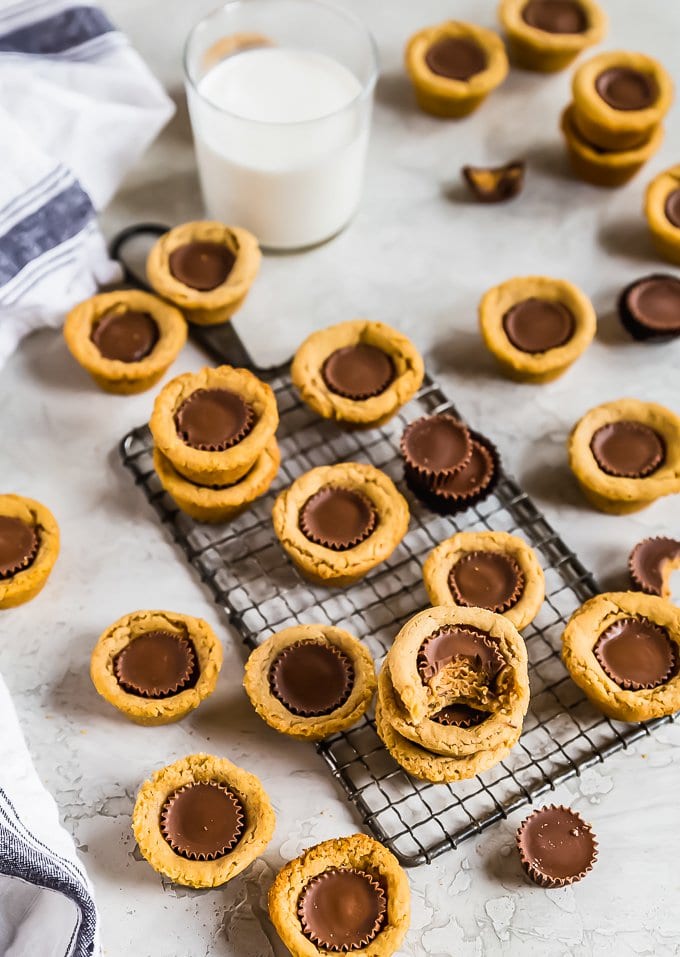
[[168, 241, 235, 291], [594, 616, 676, 690], [521, 0, 588, 34], [425, 36, 487, 81], [0, 515, 39, 579], [400, 415, 472, 487], [618, 274, 680, 342], [502, 298, 576, 354], [516, 805, 597, 888], [462, 161, 525, 203], [175, 388, 255, 451], [322, 343, 395, 400], [664, 188, 680, 228], [629, 537, 680, 597], [431, 704, 488, 727], [590, 420, 664, 478], [298, 868, 387, 952], [113, 630, 197, 699], [299, 486, 377, 551], [449, 551, 524, 613], [90, 308, 159, 362], [160, 781, 245, 860], [595, 67, 657, 112], [418, 626, 503, 682], [269, 640, 354, 717]]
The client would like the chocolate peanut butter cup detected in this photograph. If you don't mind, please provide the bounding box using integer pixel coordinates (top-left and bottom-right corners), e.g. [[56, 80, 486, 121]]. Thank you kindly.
[[406, 429, 500, 514], [322, 343, 395, 400], [664, 189, 680, 229], [269, 640, 354, 717], [502, 298, 576, 353], [618, 274, 680, 342], [425, 35, 487, 80], [595, 66, 657, 111], [113, 630, 197, 699], [400, 414, 472, 488], [417, 625, 504, 682], [517, 805, 597, 888], [431, 703, 488, 727], [168, 241, 236, 292], [175, 388, 255, 452], [160, 781, 245, 861], [590, 420, 664, 478], [521, 0, 588, 34], [449, 551, 524, 613], [0, 515, 39, 579], [594, 616, 676, 690], [629, 537, 680, 597], [299, 486, 378, 551], [462, 161, 525, 203], [90, 308, 160, 363], [298, 868, 387, 953]]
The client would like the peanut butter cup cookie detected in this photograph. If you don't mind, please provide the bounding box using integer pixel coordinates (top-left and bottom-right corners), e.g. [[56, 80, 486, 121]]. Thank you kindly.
[[150, 365, 278, 486], [0, 495, 59, 609], [152, 439, 280, 524], [629, 537, 680, 600], [568, 398, 680, 513], [423, 530, 545, 630], [64, 290, 187, 394], [132, 753, 275, 888], [562, 591, 680, 722], [645, 166, 680, 267], [498, 0, 606, 73], [90, 610, 222, 725], [291, 320, 424, 428], [405, 21, 508, 118], [243, 624, 376, 740], [147, 221, 261, 325], [479, 275, 596, 382], [269, 834, 410, 957], [272, 463, 409, 586]]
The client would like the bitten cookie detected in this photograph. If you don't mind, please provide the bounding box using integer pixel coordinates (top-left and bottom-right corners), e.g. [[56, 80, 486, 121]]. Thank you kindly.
[[243, 624, 376, 740], [0, 494, 59, 609], [268, 834, 410, 957]]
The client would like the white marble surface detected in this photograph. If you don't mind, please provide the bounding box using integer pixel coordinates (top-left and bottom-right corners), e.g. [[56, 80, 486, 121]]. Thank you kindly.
[[2, 0, 680, 954]]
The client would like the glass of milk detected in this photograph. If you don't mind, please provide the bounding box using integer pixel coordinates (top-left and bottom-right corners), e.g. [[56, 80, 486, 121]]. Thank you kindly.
[[184, 0, 379, 251]]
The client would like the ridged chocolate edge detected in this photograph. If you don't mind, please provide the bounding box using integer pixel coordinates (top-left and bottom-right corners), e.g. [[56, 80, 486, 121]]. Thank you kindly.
[[594, 617, 677, 691], [628, 536, 680, 596], [399, 414, 473, 488], [516, 804, 598, 889], [160, 782, 245, 861], [269, 640, 355, 717], [417, 624, 504, 682], [448, 549, 525, 614], [113, 631, 197, 699], [298, 487, 378, 551], [297, 867, 387, 952], [174, 392, 256, 452], [618, 275, 680, 343]]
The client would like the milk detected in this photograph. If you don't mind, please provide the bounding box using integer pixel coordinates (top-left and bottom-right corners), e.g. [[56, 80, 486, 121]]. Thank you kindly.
[[188, 47, 370, 250]]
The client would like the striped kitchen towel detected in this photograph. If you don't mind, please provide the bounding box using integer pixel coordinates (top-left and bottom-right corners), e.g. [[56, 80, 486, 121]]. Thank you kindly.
[[0, 673, 99, 957], [0, 0, 174, 367]]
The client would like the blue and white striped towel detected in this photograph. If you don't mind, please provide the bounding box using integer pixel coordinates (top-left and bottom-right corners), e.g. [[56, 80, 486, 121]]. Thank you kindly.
[[0, 675, 98, 957], [0, 0, 174, 367]]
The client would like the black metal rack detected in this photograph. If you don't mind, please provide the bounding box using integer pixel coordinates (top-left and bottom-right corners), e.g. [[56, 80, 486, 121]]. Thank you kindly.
[[119, 327, 675, 867]]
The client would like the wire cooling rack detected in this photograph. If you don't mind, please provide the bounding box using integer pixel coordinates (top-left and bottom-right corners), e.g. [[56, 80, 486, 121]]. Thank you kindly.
[[119, 328, 676, 867]]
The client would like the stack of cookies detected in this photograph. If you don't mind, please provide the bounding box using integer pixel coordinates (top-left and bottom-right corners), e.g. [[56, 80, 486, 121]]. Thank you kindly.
[[149, 365, 280, 523], [561, 50, 673, 187], [375, 606, 529, 783]]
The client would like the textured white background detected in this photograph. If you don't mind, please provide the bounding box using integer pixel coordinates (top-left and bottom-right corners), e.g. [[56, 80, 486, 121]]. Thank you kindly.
[[2, 0, 680, 954]]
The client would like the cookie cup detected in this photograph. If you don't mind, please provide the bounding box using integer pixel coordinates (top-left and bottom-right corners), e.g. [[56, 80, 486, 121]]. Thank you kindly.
[[243, 625, 376, 740], [498, 0, 606, 73], [149, 365, 279, 485], [268, 834, 410, 957], [571, 51, 673, 151], [272, 463, 409, 587], [63, 290, 187, 395], [0, 495, 59, 609], [90, 610, 223, 726], [645, 165, 680, 265], [423, 530, 545, 630], [568, 398, 680, 514], [153, 439, 279, 524], [479, 275, 596, 382], [147, 221, 261, 325], [132, 753, 275, 888], [291, 320, 424, 428], [562, 592, 680, 721], [405, 21, 508, 118]]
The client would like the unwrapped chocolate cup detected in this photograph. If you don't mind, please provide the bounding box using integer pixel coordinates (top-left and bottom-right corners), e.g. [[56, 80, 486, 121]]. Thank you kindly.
[[400, 414, 473, 489], [516, 804, 597, 888], [628, 536, 680, 598], [405, 429, 501, 515]]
